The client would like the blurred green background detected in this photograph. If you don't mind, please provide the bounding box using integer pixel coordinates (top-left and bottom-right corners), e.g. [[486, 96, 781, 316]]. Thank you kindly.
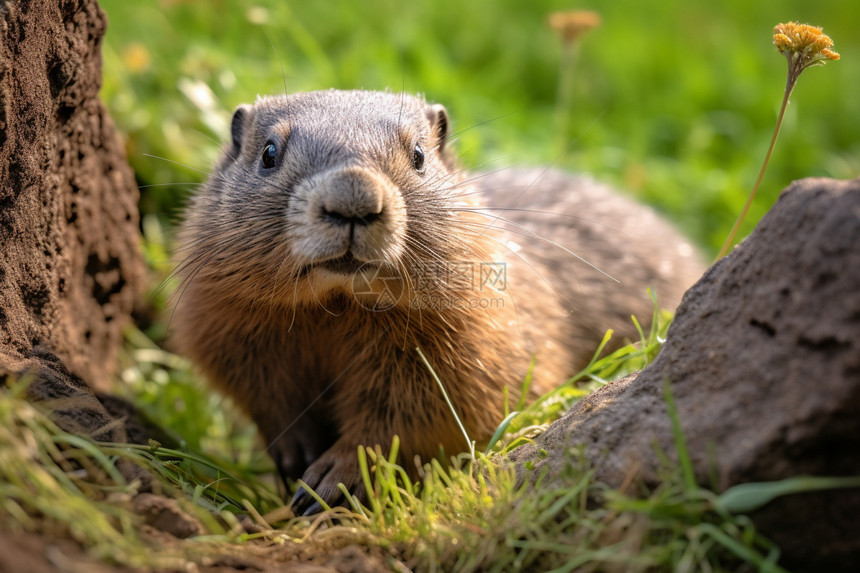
[[99, 0, 858, 254]]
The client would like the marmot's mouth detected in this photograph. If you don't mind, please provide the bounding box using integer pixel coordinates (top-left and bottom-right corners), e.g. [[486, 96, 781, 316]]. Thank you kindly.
[[316, 252, 373, 275]]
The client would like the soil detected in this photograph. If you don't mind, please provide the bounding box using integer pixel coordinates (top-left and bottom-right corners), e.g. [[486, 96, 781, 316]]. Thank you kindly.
[[0, 530, 133, 573]]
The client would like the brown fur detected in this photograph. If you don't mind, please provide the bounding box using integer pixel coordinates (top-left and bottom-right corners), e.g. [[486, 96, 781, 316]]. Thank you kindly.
[[172, 90, 704, 509]]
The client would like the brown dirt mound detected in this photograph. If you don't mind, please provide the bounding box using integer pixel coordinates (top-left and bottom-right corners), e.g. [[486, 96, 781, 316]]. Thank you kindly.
[[0, 0, 143, 448], [0, 0, 143, 395]]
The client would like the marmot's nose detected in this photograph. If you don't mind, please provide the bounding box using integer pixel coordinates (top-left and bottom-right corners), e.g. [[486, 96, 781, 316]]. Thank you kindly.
[[319, 167, 386, 227], [321, 205, 382, 227]]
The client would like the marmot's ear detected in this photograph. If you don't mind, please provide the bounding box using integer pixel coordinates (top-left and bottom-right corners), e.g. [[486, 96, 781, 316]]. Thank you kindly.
[[230, 104, 253, 153], [425, 103, 449, 153]]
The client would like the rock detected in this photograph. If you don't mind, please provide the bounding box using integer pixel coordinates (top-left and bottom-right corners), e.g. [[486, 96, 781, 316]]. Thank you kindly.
[[132, 493, 205, 539], [510, 177, 860, 571], [0, 0, 143, 433]]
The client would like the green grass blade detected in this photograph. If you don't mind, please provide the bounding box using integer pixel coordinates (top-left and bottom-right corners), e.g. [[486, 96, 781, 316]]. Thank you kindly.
[[416, 346, 475, 459], [716, 475, 860, 514], [662, 378, 697, 491], [484, 411, 520, 454]]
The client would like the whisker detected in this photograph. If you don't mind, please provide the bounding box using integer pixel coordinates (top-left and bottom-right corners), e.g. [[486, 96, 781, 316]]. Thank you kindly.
[[450, 206, 626, 233], [451, 198, 620, 284], [263, 29, 289, 98], [448, 109, 521, 140], [143, 153, 227, 182], [137, 182, 206, 191]]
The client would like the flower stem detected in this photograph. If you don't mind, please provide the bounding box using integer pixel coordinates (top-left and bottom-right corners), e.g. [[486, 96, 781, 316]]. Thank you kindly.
[[553, 41, 581, 155], [716, 73, 797, 260]]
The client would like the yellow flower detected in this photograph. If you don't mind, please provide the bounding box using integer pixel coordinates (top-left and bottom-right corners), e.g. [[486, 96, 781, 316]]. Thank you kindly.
[[773, 22, 839, 72], [122, 43, 151, 74], [548, 11, 601, 43], [717, 22, 839, 259]]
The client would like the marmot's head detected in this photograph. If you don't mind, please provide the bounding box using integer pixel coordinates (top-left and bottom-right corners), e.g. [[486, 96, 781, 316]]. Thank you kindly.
[[178, 90, 494, 311]]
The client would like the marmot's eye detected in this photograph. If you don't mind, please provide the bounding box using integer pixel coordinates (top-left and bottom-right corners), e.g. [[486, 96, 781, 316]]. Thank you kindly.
[[261, 141, 278, 169], [412, 144, 425, 173]]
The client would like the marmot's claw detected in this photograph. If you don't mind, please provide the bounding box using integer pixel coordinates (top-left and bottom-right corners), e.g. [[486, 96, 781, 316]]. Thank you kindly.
[[301, 500, 324, 516], [289, 482, 349, 516], [287, 444, 361, 514], [289, 486, 314, 514]]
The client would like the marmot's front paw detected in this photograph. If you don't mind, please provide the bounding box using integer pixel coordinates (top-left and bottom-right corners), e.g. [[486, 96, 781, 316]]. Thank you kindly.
[[289, 443, 365, 515], [267, 416, 337, 489]]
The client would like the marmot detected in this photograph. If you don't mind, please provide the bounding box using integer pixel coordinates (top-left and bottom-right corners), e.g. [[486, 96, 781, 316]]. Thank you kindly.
[[172, 90, 703, 513]]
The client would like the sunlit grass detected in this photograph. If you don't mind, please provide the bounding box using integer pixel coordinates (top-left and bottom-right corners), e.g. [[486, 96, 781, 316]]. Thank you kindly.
[[0, 380, 180, 568]]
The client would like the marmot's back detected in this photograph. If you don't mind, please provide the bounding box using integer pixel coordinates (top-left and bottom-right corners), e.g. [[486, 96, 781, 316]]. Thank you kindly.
[[475, 168, 703, 358]]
